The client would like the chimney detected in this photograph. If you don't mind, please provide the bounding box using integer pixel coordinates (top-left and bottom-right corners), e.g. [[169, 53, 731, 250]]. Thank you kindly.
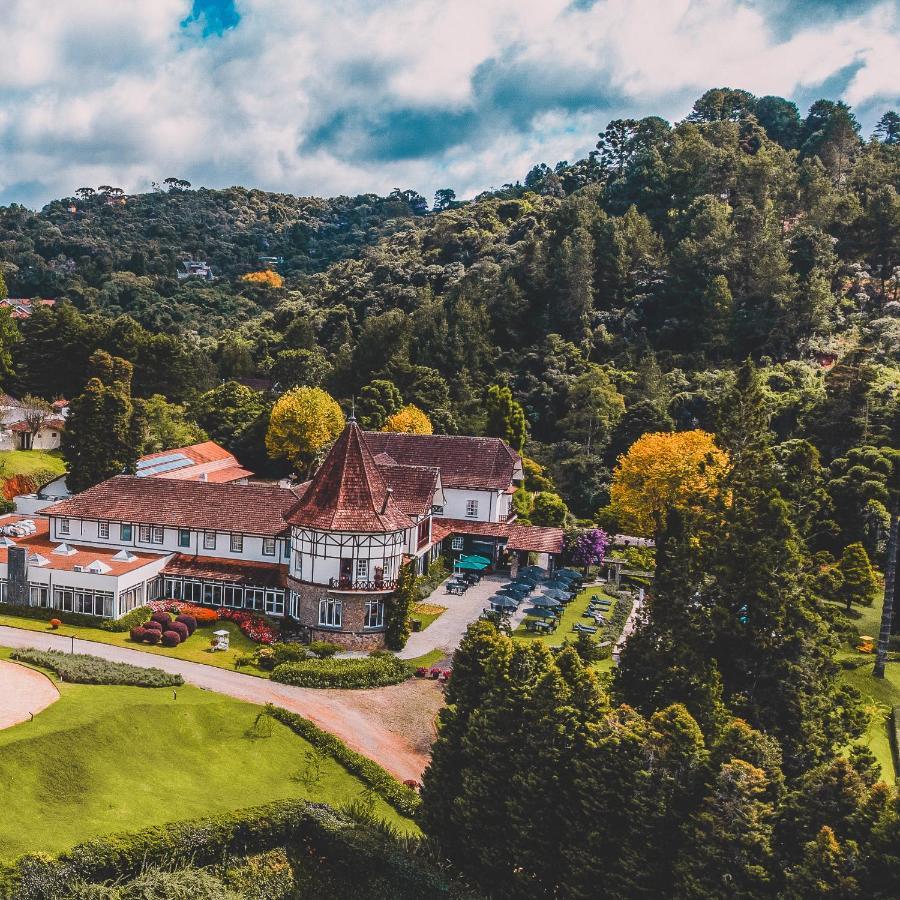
[[381, 487, 393, 514]]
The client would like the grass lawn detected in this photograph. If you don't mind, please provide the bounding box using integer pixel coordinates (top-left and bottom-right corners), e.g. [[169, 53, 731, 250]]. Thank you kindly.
[[0, 614, 267, 677], [404, 649, 447, 670], [0, 647, 416, 861], [826, 599, 899, 783], [513, 583, 617, 648], [0, 449, 66, 483], [411, 602, 446, 632]]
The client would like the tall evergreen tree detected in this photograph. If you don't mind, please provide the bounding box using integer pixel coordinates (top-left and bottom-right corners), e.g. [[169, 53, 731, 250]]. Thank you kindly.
[[483, 384, 527, 452], [62, 351, 143, 492]]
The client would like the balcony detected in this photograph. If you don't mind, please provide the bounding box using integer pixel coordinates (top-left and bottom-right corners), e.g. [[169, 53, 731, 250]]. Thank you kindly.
[[328, 577, 397, 593]]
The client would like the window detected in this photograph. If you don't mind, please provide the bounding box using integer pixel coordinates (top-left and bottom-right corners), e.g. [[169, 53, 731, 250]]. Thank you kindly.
[[151, 526, 164, 544], [138, 524, 151, 543], [120, 523, 132, 541], [245, 588, 265, 611], [451, 536, 464, 550], [230, 533, 243, 553], [177, 528, 190, 548], [465, 499, 479, 518], [364, 599, 384, 629], [98, 521, 109, 539], [318, 597, 342, 628], [266, 590, 284, 616], [203, 582, 223, 606], [223, 584, 244, 607], [30, 585, 49, 608], [283, 540, 290, 559], [432, 504, 444, 516], [203, 532, 216, 550], [355, 558, 369, 580], [58, 518, 69, 535], [262, 537, 276, 556]]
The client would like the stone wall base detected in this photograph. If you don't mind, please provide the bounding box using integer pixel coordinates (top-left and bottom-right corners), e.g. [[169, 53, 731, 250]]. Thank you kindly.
[[307, 627, 386, 651], [288, 577, 388, 650]]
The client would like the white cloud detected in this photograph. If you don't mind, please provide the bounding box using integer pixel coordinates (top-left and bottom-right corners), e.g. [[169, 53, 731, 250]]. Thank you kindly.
[[0, 0, 897, 207]]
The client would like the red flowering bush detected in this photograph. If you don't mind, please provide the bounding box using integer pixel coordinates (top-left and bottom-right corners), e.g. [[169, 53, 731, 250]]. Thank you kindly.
[[175, 614, 197, 635], [143, 620, 163, 632], [129, 626, 147, 643], [149, 600, 216, 625], [217, 608, 278, 644], [151, 611, 172, 628], [415, 667, 428, 678], [143, 629, 161, 645], [161, 630, 181, 647], [169, 621, 189, 642]]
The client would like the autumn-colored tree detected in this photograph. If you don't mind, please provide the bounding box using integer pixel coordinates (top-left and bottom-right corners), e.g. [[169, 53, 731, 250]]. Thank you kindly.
[[240, 269, 284, 288], [382, 403, 432, 434], [265, 386, 344, 476], [609, 430, 730, 536]]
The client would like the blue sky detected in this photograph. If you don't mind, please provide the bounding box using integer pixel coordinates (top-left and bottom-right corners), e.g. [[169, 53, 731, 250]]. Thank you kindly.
[[0, 0, 897, 208]]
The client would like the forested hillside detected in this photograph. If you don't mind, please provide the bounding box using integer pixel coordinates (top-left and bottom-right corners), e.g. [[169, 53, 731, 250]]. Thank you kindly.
[[0, 88, 897, 554]]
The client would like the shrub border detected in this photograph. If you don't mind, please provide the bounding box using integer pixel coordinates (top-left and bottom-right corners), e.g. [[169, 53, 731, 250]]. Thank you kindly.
[[266, 704, 421, 818]]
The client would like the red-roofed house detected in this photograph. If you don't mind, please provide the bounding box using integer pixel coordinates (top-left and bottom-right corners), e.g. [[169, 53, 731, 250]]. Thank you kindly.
[[136, 441, 253, 484]]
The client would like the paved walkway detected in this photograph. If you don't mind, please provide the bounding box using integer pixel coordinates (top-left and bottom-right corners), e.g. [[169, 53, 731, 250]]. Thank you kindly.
[[398, 574, 509, 660], [0, 658, 59, 728], [0, 626, 428, 782]]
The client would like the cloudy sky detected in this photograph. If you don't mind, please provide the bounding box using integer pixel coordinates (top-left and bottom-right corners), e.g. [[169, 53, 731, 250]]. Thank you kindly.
[[1, 0, 897, 208]]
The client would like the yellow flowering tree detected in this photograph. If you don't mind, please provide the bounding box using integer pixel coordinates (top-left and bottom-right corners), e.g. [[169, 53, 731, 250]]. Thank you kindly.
[[609, 430, 729, 536], [382, 404, 433, 434], [240, 269, 284, 288], [266, 387, 344, 475]]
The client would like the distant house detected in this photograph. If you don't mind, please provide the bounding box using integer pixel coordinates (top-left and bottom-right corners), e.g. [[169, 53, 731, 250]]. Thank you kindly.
[[0, 298, 56, 320], [176, 260, 214, 280], [0, 396, 67, 450], [136, 441, 253, 484]]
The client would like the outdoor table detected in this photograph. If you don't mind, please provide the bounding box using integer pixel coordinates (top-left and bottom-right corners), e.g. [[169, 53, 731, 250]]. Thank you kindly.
[[446, 583, 466, 595]]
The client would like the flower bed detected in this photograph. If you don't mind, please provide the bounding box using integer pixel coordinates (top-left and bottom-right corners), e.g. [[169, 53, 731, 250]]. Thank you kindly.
[[145, 600, 278, 644]]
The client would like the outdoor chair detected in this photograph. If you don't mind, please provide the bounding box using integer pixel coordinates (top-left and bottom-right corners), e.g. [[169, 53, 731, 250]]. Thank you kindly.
[[573, 623, 598, 634]]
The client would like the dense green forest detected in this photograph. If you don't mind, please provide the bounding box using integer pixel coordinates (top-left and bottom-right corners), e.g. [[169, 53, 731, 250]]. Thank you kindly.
[[0, 88, 897, 552]]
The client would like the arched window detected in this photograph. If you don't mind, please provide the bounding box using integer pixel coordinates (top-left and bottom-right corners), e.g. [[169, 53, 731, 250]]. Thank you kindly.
[[318, 597, 342, 628]]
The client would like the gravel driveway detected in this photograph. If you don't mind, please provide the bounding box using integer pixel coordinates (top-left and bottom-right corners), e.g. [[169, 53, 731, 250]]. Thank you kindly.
[[0, 626, 430, 781]]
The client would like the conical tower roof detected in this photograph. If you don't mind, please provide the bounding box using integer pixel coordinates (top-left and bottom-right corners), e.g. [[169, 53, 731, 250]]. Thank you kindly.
[[286, 420, 414, 532]]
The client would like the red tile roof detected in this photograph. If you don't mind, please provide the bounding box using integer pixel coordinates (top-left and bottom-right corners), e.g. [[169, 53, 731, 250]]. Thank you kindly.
[[141, 440, 234, 465], [378, 463, 440, 518], [506, 525, 565, 554], [43, 476, 298, 536], [435, 518, 512, 539], [8, 418, 65, 432], [162, 554, 285, 588], [362, 432, 521, 490], [0, 516, 160, 576], [286, 422, 415, 533], [138, 441, 252, 483]]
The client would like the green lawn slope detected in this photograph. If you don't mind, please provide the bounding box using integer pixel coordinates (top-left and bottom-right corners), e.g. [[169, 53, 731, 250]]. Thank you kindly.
[[0, 650, 415, 861], [0, 449, 66, 482]]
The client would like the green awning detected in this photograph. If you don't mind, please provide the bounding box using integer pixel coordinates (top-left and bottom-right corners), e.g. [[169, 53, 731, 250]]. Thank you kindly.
[[456, 555, 489, 570]]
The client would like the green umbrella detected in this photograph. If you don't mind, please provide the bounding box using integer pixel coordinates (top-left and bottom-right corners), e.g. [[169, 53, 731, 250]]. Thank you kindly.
[[524, 607, 556, 619], [489, 595, 519, 610], [530, 594, 561, 608], [456, 556, 489, 570]]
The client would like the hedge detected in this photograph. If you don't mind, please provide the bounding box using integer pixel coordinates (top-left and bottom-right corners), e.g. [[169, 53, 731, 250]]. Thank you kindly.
[[10, 648, 183, 688], [99, 605, 151, 633], [266, 705, 421, 818], [0, 799, 471, 900], [0, 603, 102, 629], [271, 654, 411, 689]]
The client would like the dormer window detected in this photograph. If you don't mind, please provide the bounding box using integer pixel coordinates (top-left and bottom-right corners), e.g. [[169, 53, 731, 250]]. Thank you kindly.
[[465, 499, 478, 518], [58, 518, 70, 535], [98, 521, 109, 539], [230, 533, 243, 553]]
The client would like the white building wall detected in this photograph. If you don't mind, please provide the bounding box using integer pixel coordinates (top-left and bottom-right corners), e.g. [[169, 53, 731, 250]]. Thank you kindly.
[[290, 528, 405, 586], [49, 516, 290, 564], [439, 488, 504, 522]]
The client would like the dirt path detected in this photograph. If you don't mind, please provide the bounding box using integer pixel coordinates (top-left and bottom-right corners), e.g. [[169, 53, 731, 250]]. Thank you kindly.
[[0, 626, 433, 781], [0, 658, 59, 728]]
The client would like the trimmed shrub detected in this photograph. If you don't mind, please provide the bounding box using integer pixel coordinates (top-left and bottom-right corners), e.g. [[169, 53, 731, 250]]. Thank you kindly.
[[49, 618, 62, 629], [307, 640, 341, 659], [272, 655, 410, 689], [161, 630, 182, 647], [169, 621, 190, 642], [10, 648, 182, 687], [144, 629, 161, 645], [151, 611, 173, 628], [143, 619, 163, 632], [0, 603, 101, 629], [129, 626, 147, 643], [268, 706, 421, 817], [100, 605, 151, 632], [175, 614, 197, 635]]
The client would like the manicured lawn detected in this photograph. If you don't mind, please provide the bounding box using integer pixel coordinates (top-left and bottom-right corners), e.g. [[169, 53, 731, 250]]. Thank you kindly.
[[0, 614, 267, 676], [411, 602, 446, 631], [0, 449, 66, 482], [823, 599, 899, 783], [513, 583, 617, 649], [404, 649, 447, 670], [0, 647, 416, 861]]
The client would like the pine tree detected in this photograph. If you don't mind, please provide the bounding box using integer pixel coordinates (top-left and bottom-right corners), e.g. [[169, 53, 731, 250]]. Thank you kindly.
[[484, 384, 527, 452], [783, 827, 860, 899], [675, 760, 775, 900], [62, 351, 142, 492], [836, 542, 879, 612]]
